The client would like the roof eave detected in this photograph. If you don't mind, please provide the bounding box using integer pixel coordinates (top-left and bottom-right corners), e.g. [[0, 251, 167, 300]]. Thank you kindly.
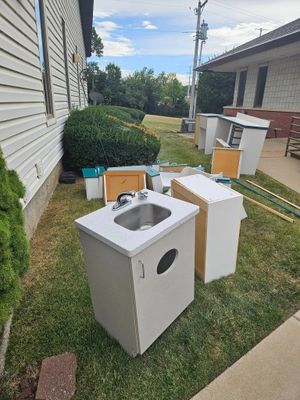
[[79, 0, 94, 57], [198, 30, 300, 72]]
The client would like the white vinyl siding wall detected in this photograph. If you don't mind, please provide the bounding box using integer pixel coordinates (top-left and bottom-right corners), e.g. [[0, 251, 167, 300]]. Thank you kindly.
[[0, 0, 87, 205]]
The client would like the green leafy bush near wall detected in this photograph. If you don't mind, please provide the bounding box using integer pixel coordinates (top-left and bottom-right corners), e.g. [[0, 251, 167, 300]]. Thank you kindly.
[[100, 105, 146, 123], [0, 151, 29, 330], [63, 106, 160, 170], [114, 106, 146, 123]]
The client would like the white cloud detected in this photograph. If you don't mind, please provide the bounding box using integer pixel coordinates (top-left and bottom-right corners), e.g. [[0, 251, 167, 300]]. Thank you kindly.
[[94, 21, 135, 56], [93, 0, 180, 17], [176, 73, 190, 86], [104, 37, 135, 57], [120, 69, 133, 78], [94, 21, 120, 39], [91, 0, 300, 66], [205, 21, 281, 55], [93, 10, 115, 19], [130, 20, 285, 58], [142, 20, 158, 30], [94, 0, 300, 21]]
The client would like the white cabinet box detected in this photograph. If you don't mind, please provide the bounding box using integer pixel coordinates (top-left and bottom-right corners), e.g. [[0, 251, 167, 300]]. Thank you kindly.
[[75, 191, 199, 356], [172, 174, 243, 283], [82, 168, 100, 200], [198, 114, 229, 154], [82, 167, 105, 200]]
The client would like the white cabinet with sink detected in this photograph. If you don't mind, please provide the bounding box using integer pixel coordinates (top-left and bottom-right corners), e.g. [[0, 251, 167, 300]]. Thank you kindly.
[[75, 190, 199, 356]]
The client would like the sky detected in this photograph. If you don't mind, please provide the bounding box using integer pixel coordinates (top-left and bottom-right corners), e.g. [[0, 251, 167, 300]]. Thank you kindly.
[[90, 0, 300, 85]]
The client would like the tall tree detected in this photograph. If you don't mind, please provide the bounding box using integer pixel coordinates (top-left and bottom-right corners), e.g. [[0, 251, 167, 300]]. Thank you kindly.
[[197, 72, 236, 114], [91, 27, 104, 57], [123, 68, 162, 114], [85, 62, 189, 116], [158, 73, 189, 117], [122, 74, 147, 110], [104, 64, 123, 105], [85, 61, 106, 100]]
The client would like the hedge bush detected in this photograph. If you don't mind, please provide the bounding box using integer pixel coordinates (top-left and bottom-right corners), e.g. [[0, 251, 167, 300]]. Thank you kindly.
[[0, 150, 29, 330], [63, 106, 160, 170], [113, 106, 145, 123], [100, 105, 145, 124]]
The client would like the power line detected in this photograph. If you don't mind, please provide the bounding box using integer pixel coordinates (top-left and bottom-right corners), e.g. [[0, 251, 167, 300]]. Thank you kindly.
[[210, 0, 284, 23], [111, 0, 285, 23], [112, 0, 194, 9]]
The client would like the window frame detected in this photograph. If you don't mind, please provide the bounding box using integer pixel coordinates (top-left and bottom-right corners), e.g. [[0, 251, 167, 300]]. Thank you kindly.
[[75, 45, 82, 108], [62, 18, 72, 110], [35, 0, 55, 120], [236, 69, 247, 107], [254, 65, 268, 108]]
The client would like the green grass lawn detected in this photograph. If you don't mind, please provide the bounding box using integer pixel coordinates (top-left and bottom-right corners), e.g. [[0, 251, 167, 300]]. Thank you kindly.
[[1, 115, 300, 400]]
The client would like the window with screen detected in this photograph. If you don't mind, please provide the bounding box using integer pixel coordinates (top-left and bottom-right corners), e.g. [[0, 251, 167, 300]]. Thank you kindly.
[[236, 70, 247, 107], [35, 0, 54, 117], [254, 66, 268, 108]]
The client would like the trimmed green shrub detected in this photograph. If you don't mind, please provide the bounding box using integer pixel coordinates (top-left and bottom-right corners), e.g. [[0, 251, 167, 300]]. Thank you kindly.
[[99, 106, 136, 123], [113, 106, 145, 123], [0, 150, 29, 329], [63, 106, 160, 170], [98, 105, 145, 124]]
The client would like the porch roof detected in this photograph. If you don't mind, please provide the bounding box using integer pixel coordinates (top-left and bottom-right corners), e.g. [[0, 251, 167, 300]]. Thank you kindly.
[[197, 18, 300, 73], [79, 0, 94, 57]]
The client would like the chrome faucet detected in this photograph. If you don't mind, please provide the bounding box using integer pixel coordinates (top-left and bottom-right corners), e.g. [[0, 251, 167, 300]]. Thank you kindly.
[[138, 190, 148, 200], [112, 191, 136, 211]]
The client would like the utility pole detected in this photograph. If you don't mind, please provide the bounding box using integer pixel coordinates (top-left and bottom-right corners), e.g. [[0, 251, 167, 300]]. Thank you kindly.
[[188, 0, 208, 119], [193, 20, 208, 118], [187, 66, 192, 97]]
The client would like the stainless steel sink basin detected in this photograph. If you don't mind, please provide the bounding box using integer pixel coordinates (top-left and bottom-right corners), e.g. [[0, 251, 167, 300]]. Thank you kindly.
[[114, 204, 171, 231]]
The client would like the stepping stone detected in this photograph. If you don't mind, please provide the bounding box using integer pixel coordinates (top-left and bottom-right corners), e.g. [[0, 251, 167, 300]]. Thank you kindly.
[[35, 352, 77, 400]]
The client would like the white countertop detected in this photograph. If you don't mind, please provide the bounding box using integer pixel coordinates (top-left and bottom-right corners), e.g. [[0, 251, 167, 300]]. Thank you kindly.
[[75, 190, 199, 257], [199, 113, 269, 129], [219, 116, 269, 129], [174, 174, 242, 203]]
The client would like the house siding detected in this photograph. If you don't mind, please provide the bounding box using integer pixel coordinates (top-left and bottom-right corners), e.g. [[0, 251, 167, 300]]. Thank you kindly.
[[232, 54, 300, 111], [0, 0, 88, 208]]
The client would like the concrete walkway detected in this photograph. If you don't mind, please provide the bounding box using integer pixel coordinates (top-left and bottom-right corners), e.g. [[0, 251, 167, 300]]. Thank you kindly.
[[191, 311, 300, 400], [191, 140, 300, 400], [258, 138, 300, 194]]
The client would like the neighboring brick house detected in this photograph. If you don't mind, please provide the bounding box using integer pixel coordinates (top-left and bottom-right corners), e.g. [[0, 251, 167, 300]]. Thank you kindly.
[[0, 0, 94, 237], [197, 19, 300, 137]]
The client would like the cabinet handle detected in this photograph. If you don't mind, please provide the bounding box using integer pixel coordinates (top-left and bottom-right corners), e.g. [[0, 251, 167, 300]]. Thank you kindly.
[[138, 261, 145, 279]]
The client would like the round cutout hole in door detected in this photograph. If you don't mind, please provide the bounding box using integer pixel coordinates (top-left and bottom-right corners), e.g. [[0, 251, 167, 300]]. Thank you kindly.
[[157, 249, 178, 275]]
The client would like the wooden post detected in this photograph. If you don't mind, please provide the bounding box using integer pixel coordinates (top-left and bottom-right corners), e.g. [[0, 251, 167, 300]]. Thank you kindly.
[[243, 195, 294, 223]]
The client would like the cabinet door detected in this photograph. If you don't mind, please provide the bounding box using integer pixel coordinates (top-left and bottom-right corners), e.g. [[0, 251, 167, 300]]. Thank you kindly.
[[131, 220, 195, 354]]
